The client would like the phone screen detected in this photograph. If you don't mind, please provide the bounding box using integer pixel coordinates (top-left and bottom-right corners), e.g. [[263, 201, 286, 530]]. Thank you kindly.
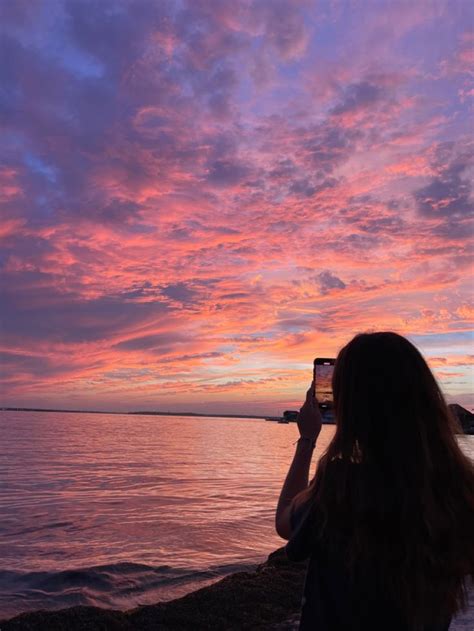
[[313, 358, 335, 407]]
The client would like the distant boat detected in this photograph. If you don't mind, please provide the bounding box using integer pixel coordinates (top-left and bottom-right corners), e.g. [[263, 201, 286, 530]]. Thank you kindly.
[[265, 410, 299, 423], [264, 414, 292, 423]]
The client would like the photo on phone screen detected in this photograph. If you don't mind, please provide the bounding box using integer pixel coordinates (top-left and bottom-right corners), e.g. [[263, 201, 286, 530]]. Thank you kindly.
[[313, 358, 336, 407]]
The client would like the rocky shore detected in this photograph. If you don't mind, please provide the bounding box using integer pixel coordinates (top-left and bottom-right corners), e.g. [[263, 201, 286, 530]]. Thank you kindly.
[[1, 547, 307, 630], [2, 547, 472, 630]]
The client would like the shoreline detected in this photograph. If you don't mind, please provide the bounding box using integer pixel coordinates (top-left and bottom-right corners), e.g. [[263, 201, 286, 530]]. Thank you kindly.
[[1, 547, 307, 630], [2, 547, 473, 630]]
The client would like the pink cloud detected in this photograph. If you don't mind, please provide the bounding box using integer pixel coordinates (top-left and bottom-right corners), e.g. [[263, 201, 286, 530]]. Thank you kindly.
[[1, 0, 473, 413]]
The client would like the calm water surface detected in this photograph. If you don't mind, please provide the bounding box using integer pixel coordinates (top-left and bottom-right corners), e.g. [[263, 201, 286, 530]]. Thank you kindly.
[[0, 411, 334, 618], [1, 411, 472, 620]]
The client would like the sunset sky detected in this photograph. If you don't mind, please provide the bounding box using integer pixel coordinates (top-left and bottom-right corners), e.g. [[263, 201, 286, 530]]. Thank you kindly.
[[1, 0, 473, 415]]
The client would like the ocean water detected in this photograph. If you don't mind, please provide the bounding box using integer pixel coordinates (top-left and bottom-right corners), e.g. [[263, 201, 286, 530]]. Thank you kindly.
[[0, 411, 335, 618], [1, 411, 472, 620]]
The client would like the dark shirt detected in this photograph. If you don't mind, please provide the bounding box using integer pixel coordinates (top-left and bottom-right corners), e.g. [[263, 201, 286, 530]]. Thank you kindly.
[[285, 499, 452, 631]]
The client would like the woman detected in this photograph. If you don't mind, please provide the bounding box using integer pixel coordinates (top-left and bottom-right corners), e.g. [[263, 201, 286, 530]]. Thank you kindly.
[[275, 332, 474, 631]]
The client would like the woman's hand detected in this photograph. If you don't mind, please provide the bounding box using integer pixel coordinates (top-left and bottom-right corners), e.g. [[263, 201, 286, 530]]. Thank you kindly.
[[297, 380, 322, 440]]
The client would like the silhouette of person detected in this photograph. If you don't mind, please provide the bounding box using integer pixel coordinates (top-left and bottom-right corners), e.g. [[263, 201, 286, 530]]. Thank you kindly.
[[276, 332, 474, 630]]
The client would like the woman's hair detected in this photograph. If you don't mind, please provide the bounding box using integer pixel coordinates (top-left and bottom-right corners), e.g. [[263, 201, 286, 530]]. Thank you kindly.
[[294, 331, 474, 629]]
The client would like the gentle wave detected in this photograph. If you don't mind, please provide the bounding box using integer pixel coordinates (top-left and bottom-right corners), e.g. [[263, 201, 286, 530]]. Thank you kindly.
[[0, 559, 259, 619]]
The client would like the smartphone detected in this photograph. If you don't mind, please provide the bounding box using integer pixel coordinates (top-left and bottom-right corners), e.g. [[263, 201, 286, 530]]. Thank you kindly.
[[313, 358, 336, 408]]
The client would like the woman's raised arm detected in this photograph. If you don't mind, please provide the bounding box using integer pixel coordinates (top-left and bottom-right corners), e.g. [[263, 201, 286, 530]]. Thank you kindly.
[[275, 382, 322, 539]]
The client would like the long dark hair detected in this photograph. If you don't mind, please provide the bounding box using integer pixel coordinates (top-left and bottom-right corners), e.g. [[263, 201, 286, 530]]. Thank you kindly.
[[295, 332, 474, 628]]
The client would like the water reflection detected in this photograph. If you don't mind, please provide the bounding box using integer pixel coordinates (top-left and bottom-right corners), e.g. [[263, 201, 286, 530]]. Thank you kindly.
[[0, 412, 335, 615], [0, 411, 471, 618]]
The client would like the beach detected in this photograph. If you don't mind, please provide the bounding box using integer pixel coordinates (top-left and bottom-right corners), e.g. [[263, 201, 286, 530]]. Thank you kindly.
[[1, 547, 306, 630], [2, 546, 473, 630]]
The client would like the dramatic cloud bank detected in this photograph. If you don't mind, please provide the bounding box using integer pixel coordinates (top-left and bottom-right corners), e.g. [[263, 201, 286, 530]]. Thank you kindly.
[[1, 0, 473, 414]]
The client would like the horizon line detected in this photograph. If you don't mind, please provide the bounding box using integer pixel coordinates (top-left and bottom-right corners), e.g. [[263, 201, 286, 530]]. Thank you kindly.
[[1, 406, 274, 420]]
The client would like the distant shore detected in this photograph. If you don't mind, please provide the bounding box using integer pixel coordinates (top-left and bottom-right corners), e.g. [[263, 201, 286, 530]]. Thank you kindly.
[[3, 406, 473, 433], [1, 407, 271, 420], [0, 403, 474, 435]]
